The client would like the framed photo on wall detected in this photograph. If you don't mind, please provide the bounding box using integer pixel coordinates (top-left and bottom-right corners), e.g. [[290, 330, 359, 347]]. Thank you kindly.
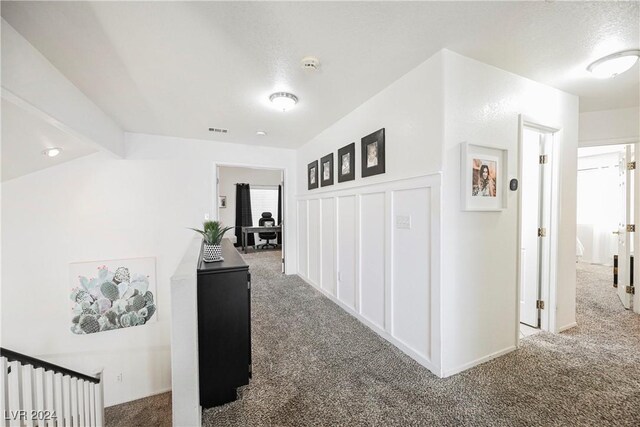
[[218, 196, 227, 208], [338, 143, 355, 183], [461, 142, 508, 211], [321, 153, 334, 187], [361, 128, 385, 177], [308, 160, 319, 190]]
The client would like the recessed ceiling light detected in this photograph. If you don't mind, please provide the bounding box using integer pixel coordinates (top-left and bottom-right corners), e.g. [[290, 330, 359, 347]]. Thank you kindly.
[[42, 147, 62, 157], [587, 50, 640, 78], [269, 92, 298, 112], [256, 130, 267, 136]]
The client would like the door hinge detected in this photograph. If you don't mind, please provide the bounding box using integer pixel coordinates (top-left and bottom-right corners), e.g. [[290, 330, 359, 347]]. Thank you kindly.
[[627, 161, 636, 170], [536, 300, 545, 310], [539, 155, 548, 164], [538, 227, 546, 237], [626, 286, 635, 295], [627, 224, 636, 232]]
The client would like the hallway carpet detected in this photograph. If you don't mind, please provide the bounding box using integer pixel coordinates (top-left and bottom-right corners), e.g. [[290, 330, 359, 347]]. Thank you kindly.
[[106, 257, 640, 426]]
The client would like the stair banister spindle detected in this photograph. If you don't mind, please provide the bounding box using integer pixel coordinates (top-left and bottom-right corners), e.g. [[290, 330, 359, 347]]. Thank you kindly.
[[1, 357, 9, 427]]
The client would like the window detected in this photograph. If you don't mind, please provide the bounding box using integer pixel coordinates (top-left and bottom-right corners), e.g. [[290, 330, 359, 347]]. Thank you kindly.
[[250, 186, 279, 243]]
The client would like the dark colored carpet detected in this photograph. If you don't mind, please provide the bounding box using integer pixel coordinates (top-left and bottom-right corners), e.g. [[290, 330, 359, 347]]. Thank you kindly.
[[107, 258, 640, 426]]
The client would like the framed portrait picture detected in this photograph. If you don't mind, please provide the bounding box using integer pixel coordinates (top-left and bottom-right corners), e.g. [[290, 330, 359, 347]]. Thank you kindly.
[[461, 142, 508, 211], [321, 153, 334, 187], [361, 128, 385, 177], [308, 160, 319, 190], [218, 196, 227, 208], [338, 143, 355, 183]]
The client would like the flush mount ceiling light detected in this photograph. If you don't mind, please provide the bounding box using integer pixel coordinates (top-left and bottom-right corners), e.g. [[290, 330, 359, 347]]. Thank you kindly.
[[42, 147, 62, 157], [269, 92, 298, 112], [587, 50, 640, 78], [256, 130, 267, 136]]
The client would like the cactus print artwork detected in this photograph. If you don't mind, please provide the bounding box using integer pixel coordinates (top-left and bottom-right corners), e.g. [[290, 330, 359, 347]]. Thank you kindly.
[[69, 258, 157, 334]]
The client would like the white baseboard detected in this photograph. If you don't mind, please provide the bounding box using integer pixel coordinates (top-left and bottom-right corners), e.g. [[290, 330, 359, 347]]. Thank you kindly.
[[295, 274, 438, 376], [443, 345, 517, 378], [557, 321, 578, 333]]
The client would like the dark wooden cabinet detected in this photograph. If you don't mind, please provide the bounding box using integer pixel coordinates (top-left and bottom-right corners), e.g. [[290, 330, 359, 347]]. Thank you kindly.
[[197, 239, 251, 408]]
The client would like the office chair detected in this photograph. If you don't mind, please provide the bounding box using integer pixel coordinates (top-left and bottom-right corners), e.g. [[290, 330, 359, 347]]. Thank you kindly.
[[258, 212, 278, 249]]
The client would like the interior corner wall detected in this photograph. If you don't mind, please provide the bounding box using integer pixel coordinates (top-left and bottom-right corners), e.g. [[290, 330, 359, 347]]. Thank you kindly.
[[295, 51, 445, 376], [440, 50, 579, 376], [1, 134, 296, 406], [579, 107, 640, 147]]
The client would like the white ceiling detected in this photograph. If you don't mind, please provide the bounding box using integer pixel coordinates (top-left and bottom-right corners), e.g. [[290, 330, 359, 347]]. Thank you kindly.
[[1, 98, 97, 181], [1, 1, 638, 149]]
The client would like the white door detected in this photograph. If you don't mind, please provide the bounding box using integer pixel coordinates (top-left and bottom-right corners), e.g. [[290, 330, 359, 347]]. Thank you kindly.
[[520, 129, 546, 327], [616, 146, 632, 309], [634, 144, 639, 314]]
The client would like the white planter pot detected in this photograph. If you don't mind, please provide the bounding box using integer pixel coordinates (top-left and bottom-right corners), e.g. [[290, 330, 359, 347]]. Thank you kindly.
[[203, 243, 222, 262]]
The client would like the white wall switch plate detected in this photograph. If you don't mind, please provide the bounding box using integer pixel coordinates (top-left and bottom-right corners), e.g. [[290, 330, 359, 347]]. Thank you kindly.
[[396, 215, 411, 229]]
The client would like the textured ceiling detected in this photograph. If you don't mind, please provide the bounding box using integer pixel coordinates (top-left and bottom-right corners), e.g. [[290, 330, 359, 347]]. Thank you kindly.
[[2, 1, 638, 149]]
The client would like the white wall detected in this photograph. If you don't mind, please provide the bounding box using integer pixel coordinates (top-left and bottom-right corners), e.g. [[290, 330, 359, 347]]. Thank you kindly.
[[218, 166, 282, 244], [1, 19, 124, 156], [1, 133, 296, 406], [440, 50, 579, 375], [579, 107, 640, 147], [296, 52, 444, 375]]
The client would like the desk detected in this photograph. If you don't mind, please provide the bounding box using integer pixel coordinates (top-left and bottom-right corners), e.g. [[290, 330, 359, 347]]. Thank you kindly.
[[241, 225, 282, 253]]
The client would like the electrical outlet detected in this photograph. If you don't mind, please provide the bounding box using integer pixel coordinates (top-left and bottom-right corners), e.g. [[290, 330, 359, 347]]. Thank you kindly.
[[396, 215, 411, 229], [116, 373, 123, 382]]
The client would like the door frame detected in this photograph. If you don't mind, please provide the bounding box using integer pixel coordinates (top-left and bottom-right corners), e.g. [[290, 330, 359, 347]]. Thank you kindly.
[[214, 162, 288, 272], [516, 115, 561, 344]]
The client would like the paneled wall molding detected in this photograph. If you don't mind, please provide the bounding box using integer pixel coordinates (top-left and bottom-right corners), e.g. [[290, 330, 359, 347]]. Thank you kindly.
[[295, 171, 442, 199], [296, 173, 442, 376]]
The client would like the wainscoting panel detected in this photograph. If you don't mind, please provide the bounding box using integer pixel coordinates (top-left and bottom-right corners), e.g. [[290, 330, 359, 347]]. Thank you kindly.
[[296, 174, 441, 376], [321, 198, 336, 296], [308, 199, 321, 285], [297, 200, 308, 278], [391, 187, 431, 359], [359, 192, 386, 330], [337, 196, 357, 310]]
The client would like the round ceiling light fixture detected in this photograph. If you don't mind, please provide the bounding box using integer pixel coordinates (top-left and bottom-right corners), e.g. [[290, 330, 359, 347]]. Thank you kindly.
[[42, 147, 63, 157], [269, 92, 298, 112], [256, 130, 267, 136], [587, 49, 640, 78]]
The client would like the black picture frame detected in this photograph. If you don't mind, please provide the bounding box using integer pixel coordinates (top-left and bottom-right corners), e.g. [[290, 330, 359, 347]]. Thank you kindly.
[[361, 128, 385, 177], [320, 153, 334, 187], [337, 143, 355, 183], [308, 160, 319, 190]]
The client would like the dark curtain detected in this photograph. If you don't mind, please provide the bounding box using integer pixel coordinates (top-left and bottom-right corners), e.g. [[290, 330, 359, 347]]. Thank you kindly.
[[235, 184, 254, 247], [277, 185, 282, 244]]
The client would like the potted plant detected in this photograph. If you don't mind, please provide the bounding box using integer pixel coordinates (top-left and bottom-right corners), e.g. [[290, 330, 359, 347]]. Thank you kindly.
[[190, 220, 234, 262]]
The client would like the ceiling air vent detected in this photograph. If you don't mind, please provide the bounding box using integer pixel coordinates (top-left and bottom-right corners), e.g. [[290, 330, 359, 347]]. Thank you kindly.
[[208, 127, 229, 134]]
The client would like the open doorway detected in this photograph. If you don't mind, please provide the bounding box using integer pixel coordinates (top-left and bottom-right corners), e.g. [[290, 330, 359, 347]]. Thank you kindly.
[[216, 164, 285, 272], [576, 143, 637, 313], [517, 117, 560, 342]]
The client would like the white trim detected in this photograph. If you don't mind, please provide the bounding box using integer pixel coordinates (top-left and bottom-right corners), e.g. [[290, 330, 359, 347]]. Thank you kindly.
[[579, 137, 639, 148], [297, 173, 442, 376], [443, 346, 517, 378], [105, 386, 172, 408], [516, 115, 561, 344], [557, 322, 578, 333], [296, 274, 438, 376]]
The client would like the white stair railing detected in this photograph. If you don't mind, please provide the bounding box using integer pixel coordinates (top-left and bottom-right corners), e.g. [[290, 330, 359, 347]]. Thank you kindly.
[[0, 349, 103, 427]]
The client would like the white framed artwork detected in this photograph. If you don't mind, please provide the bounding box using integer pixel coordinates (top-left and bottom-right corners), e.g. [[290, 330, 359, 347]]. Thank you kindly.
[[461, 142, 508, 211]]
